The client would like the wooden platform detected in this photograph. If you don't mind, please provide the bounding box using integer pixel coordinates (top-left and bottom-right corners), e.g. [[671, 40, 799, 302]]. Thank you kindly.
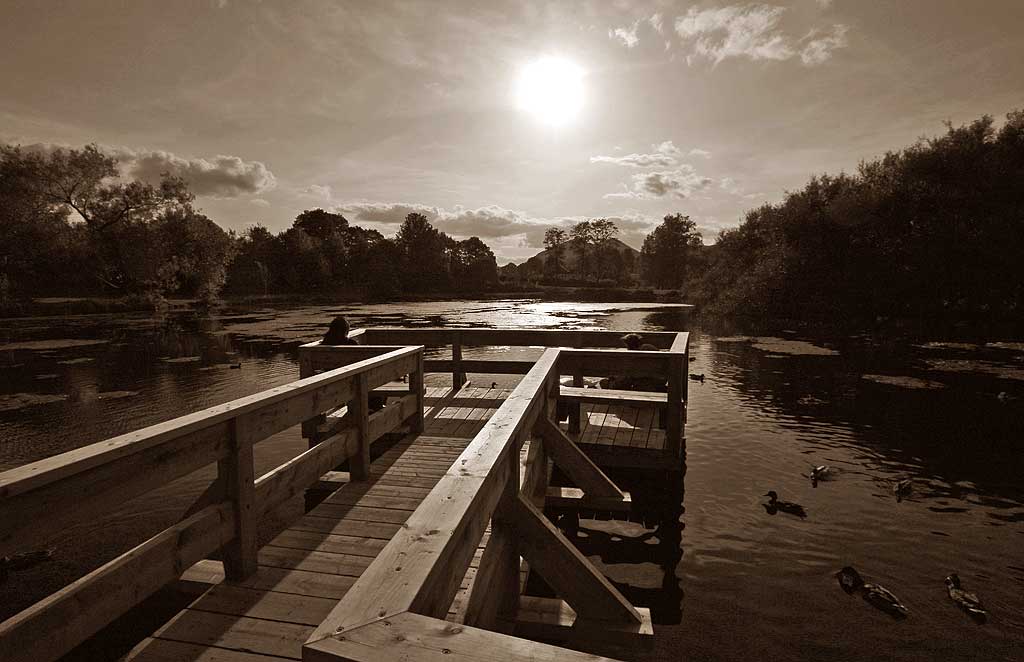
[[569, 402, 678, 471], [125, 385, 510, 662]]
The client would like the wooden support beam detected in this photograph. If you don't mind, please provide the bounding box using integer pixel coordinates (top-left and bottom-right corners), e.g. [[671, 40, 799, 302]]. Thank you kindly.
[[535, 419, 625, 501], [220, 420, 257, 581], [464, 448, 520, 631], [410, 351, 425, 433], [348, 373, 370, 481], [510, 494, 640, 625], [303, 611, 623, 662], [559, 386, 668, 407], [665, 352, 684, 460], [452, 330, 465, 389], [568, 372, 583, 434], [509, 597, 653, 652], [545, 486, 632, 512]]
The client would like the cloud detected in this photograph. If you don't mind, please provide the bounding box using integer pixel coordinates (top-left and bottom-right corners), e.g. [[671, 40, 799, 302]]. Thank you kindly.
[[110, 147, 276, 197], [649, 13, 664, 34], [800, 24, 849, 65], [689, 148, 712, 158], [673, 4, 848, 66], [609, 20, 641, 48], [591, 140, 688, 167], [719, 177, 743, 194], [675, 4, 794, 64], [250, 198, 271, 207], [18, 142, 276, 197], [605, 165, 714, 200], [301, 184, 332, 199]]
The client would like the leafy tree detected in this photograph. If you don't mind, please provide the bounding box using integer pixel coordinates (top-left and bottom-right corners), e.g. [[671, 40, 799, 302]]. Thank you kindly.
[[395, 213, 449, 291], [589, 218, 619, 280], [294, 208, 348, 240], [640, 213, 703, 289], [569, 221, 594, 280], [543, 227, 568, 278]]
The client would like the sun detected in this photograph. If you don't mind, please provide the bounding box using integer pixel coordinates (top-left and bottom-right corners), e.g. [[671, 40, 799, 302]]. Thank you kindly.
[[516, 56, 584, 126]]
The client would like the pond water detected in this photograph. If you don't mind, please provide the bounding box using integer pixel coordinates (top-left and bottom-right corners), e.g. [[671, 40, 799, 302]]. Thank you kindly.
[[1, 300, 1023, 660]]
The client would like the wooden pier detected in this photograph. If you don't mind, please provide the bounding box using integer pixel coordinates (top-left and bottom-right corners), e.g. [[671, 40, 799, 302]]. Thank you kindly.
[[0, 328, 688, 662]]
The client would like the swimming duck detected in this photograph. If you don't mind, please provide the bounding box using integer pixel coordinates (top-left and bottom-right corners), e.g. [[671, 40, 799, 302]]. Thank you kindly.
[[229, 363, 242, 369], [945, 574, 987, 622], [835, 566, 908, 618], [893, 478, 913, 502], [490, 382, 497, 389], [809, 465, 833, 485], [689, 373, 705, 382], [763, 491, 807, 519]]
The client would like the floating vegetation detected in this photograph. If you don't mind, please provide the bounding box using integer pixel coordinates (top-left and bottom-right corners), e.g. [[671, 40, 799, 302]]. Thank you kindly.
[[924, 358, 1024, 382], [862, 374, 946, 390], [97, 390, 138, 400], [0, 339, 109, 351], [750, 337, 838, 356], [713, 336, 838, 355], [161, 356, 202, 364], [0, 393, 68, 412], [56, 357, 94, 365], [987, 341, 1024, 352], [915, 341, 981, 350]]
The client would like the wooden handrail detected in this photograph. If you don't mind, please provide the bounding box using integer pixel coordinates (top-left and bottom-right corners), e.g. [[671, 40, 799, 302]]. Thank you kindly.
[[304, 343, 659, 661], [0, 344, 425, 662]]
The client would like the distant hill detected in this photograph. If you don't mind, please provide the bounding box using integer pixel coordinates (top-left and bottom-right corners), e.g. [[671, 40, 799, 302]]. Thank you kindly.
[[502, 238, 640, 282]]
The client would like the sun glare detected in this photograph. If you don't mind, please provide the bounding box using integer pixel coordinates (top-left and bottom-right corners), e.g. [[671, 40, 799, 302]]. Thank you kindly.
[[516, 56, 584, 126]]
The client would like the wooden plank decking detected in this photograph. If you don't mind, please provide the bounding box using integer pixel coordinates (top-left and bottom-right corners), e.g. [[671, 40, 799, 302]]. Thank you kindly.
[[124, 385, 668, 661], [124, 385, 504, 662]]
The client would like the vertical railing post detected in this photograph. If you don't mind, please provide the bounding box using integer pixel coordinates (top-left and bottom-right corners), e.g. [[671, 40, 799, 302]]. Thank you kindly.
[[666, 352, 683, 462], [410, 348, 425, 432], [349, 373, 371, 481], [568, 372, 583, 435], [464, 443, 521, 631], [221, 418, 257, 581], [452, 330, 465, 390]]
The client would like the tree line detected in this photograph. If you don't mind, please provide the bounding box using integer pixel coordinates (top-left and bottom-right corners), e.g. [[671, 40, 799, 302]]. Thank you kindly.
[[686, 110, 1024, 323], [0, 143, 498, 304]]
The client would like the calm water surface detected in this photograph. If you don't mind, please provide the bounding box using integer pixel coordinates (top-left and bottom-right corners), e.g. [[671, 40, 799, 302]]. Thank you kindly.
[[2, 300, 1023, 660]]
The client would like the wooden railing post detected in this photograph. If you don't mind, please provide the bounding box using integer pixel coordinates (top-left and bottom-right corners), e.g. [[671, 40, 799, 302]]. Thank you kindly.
[[464, 450, 520, 631], [349, 373, 371, 481], [410, 349, 425, 432], [665, 352, 683, 462], [452, 330, 465, 389], [220, 419, 257, 581], [568, 372, 583, 434]]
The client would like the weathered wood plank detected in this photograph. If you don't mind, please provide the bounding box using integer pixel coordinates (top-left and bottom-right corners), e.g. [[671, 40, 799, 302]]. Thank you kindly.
[[152, 610, 311, 660], [183, 561, 356, 600], [126, 638, 292, 662], [304, 612, 621, 662], [559, 386, 668, 407], [188, 583, 338, 626], [511, 494, 640, 624]]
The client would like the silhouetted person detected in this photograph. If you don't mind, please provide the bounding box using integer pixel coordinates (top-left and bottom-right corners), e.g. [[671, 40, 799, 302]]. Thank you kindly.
[[322, 315, 355, 345], [321, 315, 384, 411]]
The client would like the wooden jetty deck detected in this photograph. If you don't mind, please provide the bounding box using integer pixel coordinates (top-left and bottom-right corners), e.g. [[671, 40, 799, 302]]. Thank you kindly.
[[0, 328, 688, 662]]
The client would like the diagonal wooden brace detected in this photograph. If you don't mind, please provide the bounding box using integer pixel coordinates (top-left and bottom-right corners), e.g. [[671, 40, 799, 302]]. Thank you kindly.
[[535, 419, 626, 500], [510, 493, 641, 625]]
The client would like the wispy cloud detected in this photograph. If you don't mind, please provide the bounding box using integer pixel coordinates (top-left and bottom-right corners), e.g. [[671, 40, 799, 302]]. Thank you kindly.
[[673, 4, 848, 66], [591, 140, 680, 167], [609, 19, 641, 48], [800, 24, 849, 65], [300, 184, 332, 200], [250, 198, 271, 207], [605, 165, 714, 200]]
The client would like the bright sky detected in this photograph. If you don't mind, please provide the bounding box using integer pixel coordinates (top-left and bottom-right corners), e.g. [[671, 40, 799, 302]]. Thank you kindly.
[[3, 0, 1023, 263]]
